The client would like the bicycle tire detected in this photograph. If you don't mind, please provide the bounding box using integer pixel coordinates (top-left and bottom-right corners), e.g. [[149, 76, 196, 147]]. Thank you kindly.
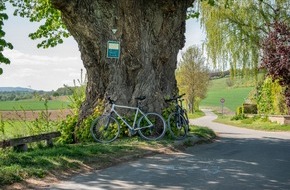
[[182, 109, 189, 124], [168, 113, 188, 140], [137, 112, 166, 141], [90, 115, 120, 143]]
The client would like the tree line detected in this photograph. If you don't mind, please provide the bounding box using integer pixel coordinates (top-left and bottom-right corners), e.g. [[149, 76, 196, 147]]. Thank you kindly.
[[0, 86, 76, 101]]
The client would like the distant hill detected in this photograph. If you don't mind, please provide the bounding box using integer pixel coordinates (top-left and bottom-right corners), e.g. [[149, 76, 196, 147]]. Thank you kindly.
[[0, 87, 35, 92]]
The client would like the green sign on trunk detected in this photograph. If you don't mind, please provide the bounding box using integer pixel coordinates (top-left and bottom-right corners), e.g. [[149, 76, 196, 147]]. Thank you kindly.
[[107, 41, 120, 59]]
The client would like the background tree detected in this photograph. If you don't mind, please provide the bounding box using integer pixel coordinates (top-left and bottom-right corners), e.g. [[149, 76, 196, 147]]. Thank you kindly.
[[261, 21, 290, 114], [0, 2, 13, 74], [176, 45, 209, 113], [4, 0, 195, 126], [198, 0, 290, 78]]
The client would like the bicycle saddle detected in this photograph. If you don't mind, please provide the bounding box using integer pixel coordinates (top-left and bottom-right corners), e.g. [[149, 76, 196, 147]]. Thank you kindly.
[[135, 96, 146, 101]]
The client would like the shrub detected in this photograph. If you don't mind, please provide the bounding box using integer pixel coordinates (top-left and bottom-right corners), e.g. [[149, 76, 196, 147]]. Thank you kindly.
[[57, 99, 105, 144], [243, 103, 257, 114], [257, 77, 287, 115], [231, 106, 246, 120]]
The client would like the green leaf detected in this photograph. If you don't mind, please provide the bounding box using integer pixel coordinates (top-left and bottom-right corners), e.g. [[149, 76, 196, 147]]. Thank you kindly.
[[9, 0, 70, 49], [0, 2, 13, 66]]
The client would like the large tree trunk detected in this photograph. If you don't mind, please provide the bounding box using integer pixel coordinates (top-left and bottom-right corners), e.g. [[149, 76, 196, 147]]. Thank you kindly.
[[51, 0, 194, 120]]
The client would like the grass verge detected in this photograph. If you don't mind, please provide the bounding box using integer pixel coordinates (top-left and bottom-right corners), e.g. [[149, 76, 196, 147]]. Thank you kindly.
[[215, 115, 290, 131], [187, 110, 205, 119], [0, 127, 216, 188], [0, 138, 168, 187], [189, 125, 217, 139]]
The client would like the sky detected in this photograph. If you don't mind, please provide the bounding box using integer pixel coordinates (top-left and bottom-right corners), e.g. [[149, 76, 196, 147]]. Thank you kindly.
[[0, 5, 205, 91]]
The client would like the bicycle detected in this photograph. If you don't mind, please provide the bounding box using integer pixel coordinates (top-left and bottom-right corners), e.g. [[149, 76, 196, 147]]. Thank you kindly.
[[165, 93, 189, 140], [90, 96, 166, 143]]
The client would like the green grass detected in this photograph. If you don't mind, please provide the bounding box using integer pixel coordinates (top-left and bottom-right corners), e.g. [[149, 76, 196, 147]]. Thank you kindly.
[[200, 77, 254, 112], [188, 110, 205, 119], [0, 141, 147, 186], [0, 121, 32, 140], [189, 125, 217, 139], [0, 120, 58, 141], [0, 129, 216, 187], [0, 99, 70, 111], [215, 115, 290, 131]]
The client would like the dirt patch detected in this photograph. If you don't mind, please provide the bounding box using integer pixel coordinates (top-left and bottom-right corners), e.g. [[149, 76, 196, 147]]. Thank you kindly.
[[0, 109, 73, 121]]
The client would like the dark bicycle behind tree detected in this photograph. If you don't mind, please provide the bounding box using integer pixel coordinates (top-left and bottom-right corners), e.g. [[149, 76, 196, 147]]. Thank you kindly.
[[165, 93, 189, 140]]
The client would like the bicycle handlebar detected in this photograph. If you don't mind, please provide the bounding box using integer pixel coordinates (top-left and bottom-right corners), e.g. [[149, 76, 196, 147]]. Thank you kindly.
[[165, 93, 185, 102], [107, 97, 115, 104], [107, 96, 146, 104]]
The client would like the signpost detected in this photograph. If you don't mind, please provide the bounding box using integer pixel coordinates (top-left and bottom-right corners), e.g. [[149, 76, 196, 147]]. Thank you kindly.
[[220, 98, 225, 116], [107, 41, 120, 59]]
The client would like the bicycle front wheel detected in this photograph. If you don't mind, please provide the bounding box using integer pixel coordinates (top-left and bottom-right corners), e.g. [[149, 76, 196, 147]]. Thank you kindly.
[[90, 115, 120, 143], [168, 113, 188, 140], [137, 113, 166, 141]]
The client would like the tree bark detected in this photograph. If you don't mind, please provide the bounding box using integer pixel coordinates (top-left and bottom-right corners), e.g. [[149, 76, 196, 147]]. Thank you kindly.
[[51, 0, 194, 121]]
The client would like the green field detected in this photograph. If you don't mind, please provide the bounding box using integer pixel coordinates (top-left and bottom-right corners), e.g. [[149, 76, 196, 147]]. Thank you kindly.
[[0, 99, 70, 111], [200, 78, 254, 112], [1, 121, 34, 140]]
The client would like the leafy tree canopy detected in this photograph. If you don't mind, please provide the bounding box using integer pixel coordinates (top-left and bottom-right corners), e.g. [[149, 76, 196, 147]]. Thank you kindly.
[[0, 1, 13, 74], [198, 0, 290, 77], [0, 0, 70, 75], [7, 0, 70, 48], [261, 21, 290, 113]]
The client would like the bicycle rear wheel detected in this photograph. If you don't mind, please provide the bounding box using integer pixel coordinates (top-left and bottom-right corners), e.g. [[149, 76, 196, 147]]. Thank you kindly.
[[168, 113, 188, 140], [90, 115, 120, 143], [137, 113, 166, 141]]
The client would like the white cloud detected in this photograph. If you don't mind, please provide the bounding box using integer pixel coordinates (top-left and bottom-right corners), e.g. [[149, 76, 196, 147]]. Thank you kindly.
[[0, 49, 84, 91], [3, 49, 79, 66], [178, 18, 206, 61]]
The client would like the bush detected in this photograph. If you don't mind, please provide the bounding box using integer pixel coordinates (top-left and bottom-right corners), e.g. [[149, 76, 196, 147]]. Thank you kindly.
[[243, 103, 257, 114], [257, 77, 287, 115], [57, 98, 105, 144], [231, 106, 246, 120]]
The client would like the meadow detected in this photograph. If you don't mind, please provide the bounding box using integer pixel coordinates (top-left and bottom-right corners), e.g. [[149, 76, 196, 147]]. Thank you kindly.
[[0, 99, 70, 111], [0, 98, 70, 140], [200, 77, 254, 112]]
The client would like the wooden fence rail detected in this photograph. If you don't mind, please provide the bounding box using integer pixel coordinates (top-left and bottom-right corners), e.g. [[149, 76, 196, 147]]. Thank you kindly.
[[0, 131, 61, 151]]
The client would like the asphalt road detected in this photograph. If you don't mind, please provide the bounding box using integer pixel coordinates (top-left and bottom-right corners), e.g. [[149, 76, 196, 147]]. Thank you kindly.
[[48, 109, 290, 190]]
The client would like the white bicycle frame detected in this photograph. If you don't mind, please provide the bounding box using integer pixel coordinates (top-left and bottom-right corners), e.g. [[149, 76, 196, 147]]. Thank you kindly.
[[109, 103, 153, 131]]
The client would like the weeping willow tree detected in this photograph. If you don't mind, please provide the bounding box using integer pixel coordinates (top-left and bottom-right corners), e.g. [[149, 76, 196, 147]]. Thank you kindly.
[[198, 0, 290, 78]]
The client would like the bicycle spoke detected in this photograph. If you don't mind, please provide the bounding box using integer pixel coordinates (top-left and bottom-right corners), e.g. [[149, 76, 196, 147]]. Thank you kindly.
[[90, 115, 120, 143], [168, 113, 188, 140], [137, 113, 166, 141]]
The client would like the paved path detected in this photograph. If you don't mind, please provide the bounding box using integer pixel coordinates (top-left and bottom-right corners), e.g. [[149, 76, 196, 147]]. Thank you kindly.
[[47, 110, 290, 190], [190, 109, 290, 140]]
